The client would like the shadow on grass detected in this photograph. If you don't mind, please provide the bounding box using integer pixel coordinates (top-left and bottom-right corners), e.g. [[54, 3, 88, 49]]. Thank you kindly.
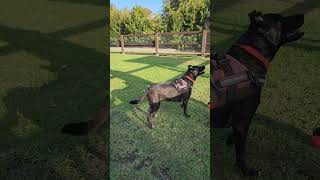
[[0, 23, 107, 134], [212, 113, 320, 179], [213, 0, 242, 12], [125, 55, 210, 77], [0, 22, 108, 178], [212, 12, 320, 54], [281, 0, 320, 15], [52, 18, 107, 38]]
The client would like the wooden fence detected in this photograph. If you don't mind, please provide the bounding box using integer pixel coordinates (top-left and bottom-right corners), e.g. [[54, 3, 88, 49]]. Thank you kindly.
[[110, 30, 209, 57]]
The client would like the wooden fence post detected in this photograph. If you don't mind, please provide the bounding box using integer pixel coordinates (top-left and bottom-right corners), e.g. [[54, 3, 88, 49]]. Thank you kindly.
[[155, 32, 159, 56], [201, 30, 207, 57], [120, 35, 125, 54]]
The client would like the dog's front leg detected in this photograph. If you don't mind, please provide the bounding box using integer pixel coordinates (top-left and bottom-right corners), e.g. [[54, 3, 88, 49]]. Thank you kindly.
[[233, 124, 258, 176], [147, 116, 155, 129], [147, 102, 160, 129], [181, 99, 191, 118], [226, 131, 235, 146]]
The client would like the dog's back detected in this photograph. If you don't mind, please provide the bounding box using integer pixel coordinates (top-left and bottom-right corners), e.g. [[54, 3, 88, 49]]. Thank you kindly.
[[148, 82, 184, 102]]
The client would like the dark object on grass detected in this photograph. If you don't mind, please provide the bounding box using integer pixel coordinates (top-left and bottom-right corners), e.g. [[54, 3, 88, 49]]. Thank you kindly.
[[210, 10, 304, 176], [311, 127, 320, 148], [129, 65, 205, 129], [61, 107, 107, 135], [313, 127, 320, 136]]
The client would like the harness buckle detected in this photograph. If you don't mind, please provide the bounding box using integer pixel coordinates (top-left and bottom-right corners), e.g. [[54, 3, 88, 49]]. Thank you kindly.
[[247, 71, 264, 86]]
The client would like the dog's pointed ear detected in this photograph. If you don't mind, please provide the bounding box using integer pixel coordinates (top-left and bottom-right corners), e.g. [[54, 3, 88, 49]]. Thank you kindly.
[[248, 10, 264, 23], [188, 65, 193, 69], [248, 10, 258, 17]]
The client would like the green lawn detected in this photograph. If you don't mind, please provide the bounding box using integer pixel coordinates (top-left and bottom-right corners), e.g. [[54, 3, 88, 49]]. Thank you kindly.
[[110, 54, 210, 179], [0, 0, 107, 179], [212, 0, 320, 179]]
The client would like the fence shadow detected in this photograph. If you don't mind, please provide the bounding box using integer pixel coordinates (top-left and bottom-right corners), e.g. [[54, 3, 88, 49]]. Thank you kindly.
[[213, 0, 242, 12], [281, 0, 320, 15], [0, 23, 107, 178]]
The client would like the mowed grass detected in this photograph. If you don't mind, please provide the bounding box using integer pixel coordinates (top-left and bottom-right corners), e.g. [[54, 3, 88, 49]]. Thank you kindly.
[[110, 54, 210, 179], [212, 0, 320, 179], [0, 0, 107, 179]]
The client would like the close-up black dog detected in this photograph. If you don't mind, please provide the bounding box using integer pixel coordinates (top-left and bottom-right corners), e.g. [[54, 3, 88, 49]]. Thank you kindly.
[[211, 10, 304, 176], [130, 65, 205, 129]]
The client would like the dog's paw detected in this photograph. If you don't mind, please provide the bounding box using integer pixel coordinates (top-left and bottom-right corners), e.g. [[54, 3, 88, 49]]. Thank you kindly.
[[148, 123, 155, 129], [235, 162, 259, 177], [243, 168, 259, 177], [184, 114, 191, 118]]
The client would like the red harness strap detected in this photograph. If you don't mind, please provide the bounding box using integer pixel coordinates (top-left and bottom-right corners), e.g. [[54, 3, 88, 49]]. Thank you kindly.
[[239, 44, 271, 71], [185, 75, 195, 84]]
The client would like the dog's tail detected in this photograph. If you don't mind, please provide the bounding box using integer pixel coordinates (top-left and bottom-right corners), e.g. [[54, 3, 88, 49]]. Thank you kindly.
[[129, 87, 150, 105], [61, 107, 107, 135]]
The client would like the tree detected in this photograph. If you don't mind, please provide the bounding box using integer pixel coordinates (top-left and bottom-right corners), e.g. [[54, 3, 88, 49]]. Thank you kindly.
[[151, 14, 166, 33], [162, 0, 210, 32], [110, 4, 129, 37], [122, 6, 154, 34], [110, 0, 210, 35]]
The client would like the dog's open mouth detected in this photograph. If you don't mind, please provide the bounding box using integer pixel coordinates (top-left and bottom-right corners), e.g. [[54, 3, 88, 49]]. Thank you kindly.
[[286, 29, 304, 41], [198, 66, 206, 75], [283, 14, 304, 42]]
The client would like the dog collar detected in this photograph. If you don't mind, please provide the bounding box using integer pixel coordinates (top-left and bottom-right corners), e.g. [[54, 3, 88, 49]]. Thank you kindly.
[[185, 75, 195, 84], [239, 44, 271, 71]]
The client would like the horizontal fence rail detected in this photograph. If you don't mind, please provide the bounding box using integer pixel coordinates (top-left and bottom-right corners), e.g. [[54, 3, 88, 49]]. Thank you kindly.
[[110, 30, 210, 57]]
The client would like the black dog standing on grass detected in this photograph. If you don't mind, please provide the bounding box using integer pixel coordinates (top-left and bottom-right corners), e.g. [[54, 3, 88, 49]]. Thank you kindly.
[[210, 10, 304, 176], [130, 65, 205, 129]]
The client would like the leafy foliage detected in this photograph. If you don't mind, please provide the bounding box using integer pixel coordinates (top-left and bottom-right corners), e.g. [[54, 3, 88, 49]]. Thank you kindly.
[[162, 0, 210, 32], [110, 4, 129, 37], [110, 0, 209, 36]]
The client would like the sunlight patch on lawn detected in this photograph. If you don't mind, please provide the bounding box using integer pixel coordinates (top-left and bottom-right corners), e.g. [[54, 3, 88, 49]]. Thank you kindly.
[[177, 58, 209, 69], [306, 7, 320, 17], [0, 40, 8, 46], [131, 66, 181, 83], [111, 54, 150, 73], [0, 51, 55, 89], [0, 51, 56, 120], [112, 96, 123, 106], [110, 77, 127, 92], [110, 77, 128, 105], [64, 27, 107, 54], [10, 111, 42, 138]]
